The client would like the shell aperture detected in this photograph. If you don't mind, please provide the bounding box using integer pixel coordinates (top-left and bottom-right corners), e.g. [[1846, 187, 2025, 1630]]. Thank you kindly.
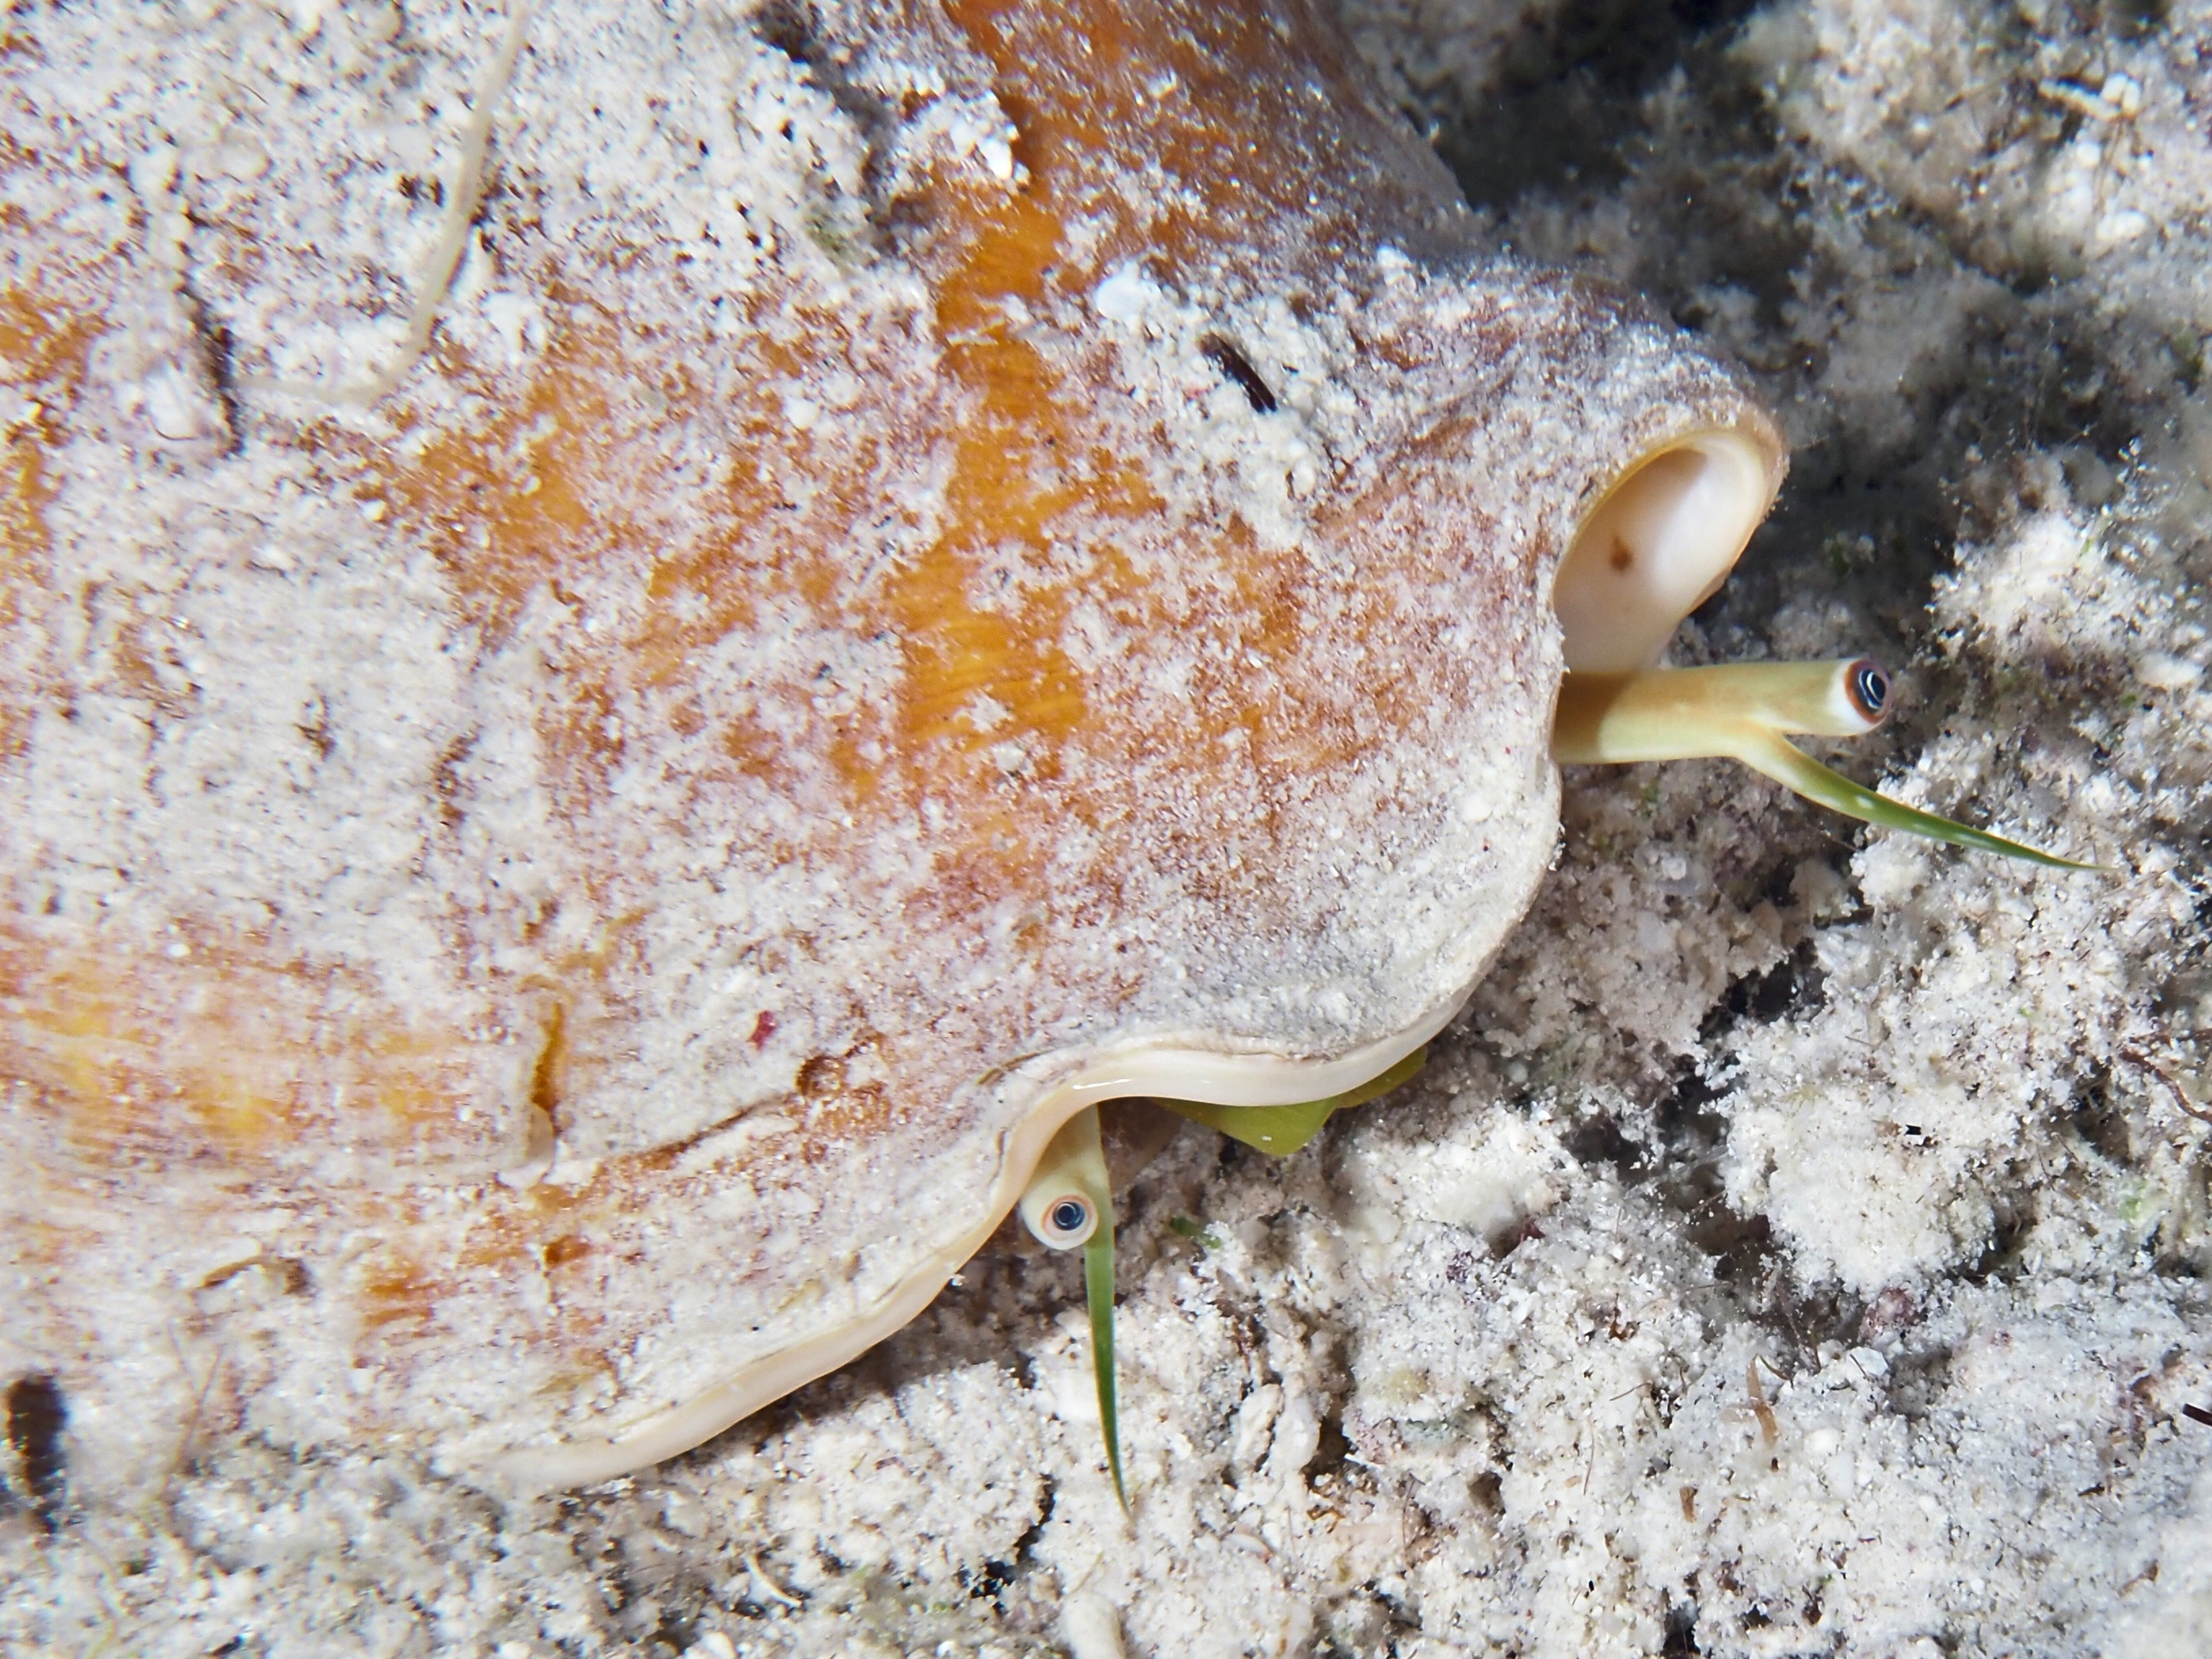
[[1550, 432, 1780, 672]]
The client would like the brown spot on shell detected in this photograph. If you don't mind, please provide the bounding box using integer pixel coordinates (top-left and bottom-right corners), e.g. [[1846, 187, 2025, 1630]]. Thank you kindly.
[[529, 1004, 569, 1135], [796, 1054, 845, 1097], [5, 1372, 65, 1531]]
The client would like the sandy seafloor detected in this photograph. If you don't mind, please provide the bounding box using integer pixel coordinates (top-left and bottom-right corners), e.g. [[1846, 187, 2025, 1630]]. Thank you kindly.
[[10, 0, 2212, 1654]]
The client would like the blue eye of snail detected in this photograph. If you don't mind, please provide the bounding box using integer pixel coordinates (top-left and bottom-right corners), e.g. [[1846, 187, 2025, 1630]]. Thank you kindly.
[[1049, 1198, 1091, 1237], [1849, 660, 1890, 722]]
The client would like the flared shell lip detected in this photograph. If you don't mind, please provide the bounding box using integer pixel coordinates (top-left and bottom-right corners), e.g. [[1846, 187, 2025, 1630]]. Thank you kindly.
[[472, 997, 1462, 1490], [1552, 420, 1790, 674]]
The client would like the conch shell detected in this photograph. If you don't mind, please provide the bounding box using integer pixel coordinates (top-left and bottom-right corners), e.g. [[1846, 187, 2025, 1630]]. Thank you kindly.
[[2, 0, 1799, 1497]]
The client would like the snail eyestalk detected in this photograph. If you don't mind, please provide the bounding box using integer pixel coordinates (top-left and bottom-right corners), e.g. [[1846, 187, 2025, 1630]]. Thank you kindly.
[[1018, 1107, 1126, 1509], [1553, 659, 2094, 870]]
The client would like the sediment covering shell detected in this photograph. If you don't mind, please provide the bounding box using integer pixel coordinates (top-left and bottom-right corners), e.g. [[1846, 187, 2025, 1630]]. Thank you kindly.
[[0, 0, 1775, 1489]]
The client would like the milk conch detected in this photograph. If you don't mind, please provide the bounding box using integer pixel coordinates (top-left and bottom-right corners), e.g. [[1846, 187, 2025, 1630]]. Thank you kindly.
[[0, 0, 2079, 1507]]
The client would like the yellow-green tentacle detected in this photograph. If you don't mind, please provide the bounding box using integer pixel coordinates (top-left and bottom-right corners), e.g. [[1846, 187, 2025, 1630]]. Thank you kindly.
[[1083, 1226, 1125, 1511], [1152, 1045, 1428, 1157], [1730, 727, 2097, 871]]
